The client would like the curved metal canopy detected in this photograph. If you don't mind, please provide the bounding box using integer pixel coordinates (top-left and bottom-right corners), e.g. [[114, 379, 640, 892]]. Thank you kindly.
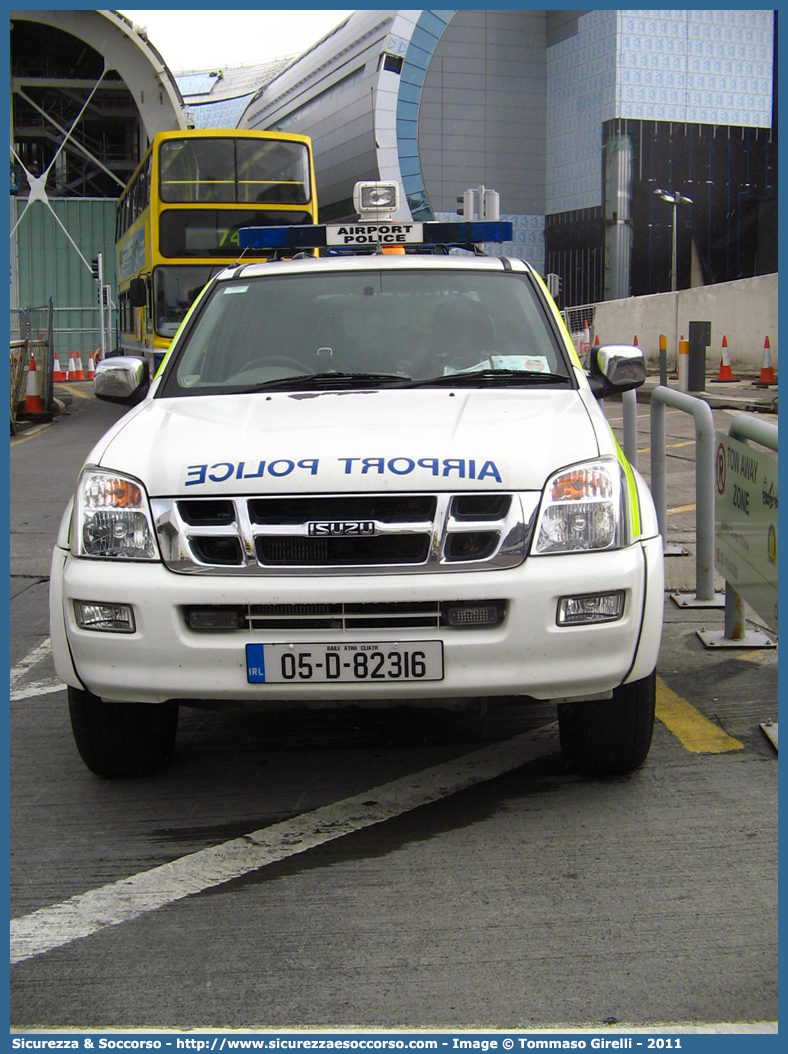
[[11, 9, 186, 139]]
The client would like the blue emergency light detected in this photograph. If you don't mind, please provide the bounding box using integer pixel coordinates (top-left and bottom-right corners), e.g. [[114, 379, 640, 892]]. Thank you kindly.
[[237, 220, 514, 252], [238, 226, 322, 250]]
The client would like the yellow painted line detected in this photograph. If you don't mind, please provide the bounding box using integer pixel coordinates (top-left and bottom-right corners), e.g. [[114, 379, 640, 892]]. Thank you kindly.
[[667, 503, 696, 514], [740, 649, 776, 666], [606, 408, 684, 424], [656, 676, 743, 753], [10, 422, 54, 444], [57, 383, 94, 401], [629, 440, 696, 455]]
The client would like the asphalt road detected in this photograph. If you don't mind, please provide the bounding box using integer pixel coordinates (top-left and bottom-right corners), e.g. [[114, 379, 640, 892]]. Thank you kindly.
[[9, 384, 778, 1035]]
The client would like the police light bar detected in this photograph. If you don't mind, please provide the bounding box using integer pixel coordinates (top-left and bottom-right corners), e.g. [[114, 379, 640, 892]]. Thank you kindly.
[[237, 220, 513, 251]]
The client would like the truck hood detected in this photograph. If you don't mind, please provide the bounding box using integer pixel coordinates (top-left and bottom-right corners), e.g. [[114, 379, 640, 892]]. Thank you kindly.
[[92, 388, 609, 495]]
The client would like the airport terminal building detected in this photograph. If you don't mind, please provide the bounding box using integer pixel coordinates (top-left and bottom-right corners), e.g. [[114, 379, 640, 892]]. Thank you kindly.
[[10, 8, 777, 328], [238, 9, 777, 306]]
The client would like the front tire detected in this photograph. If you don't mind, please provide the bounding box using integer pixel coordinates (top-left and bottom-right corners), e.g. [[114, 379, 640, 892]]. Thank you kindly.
[[558, 671, 656, 777], [68, 685, 179, 778]]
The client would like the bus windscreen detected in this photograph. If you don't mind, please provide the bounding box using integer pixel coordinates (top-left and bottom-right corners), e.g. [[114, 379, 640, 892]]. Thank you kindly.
[[159, 137, 311, 205]]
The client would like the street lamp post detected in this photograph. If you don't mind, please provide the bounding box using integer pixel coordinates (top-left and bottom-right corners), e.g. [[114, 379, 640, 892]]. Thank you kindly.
[[654, 188, 693, 292]]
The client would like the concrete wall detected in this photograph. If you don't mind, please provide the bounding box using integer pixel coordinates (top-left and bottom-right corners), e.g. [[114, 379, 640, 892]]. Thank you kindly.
[[592, 274, 778, 376]]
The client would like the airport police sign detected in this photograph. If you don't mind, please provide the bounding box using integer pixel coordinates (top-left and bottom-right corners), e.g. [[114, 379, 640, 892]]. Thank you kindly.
[[715, 432, 778, 632], [326, 223, 424, 245]]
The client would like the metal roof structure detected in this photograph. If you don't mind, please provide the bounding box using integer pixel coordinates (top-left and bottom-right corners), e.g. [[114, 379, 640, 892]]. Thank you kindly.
[[11, 9, 186, 197], [175, 59, 295, 129]]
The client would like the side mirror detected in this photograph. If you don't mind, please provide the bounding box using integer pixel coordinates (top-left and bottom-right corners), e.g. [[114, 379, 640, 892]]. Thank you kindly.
[[93, 356, 149, 405], [588, 344, 646, 397], [129, 277, 147, 309]]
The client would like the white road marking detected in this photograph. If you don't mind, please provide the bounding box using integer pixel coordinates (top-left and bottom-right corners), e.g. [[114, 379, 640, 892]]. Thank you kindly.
[[10, 638, 52, 686], [10, 640, 64, 699], [11, 678, 65, 702], [10, 730, 555, 965]]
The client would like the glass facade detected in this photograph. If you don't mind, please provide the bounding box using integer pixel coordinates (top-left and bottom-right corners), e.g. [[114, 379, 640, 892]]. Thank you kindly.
[[397, 10, 455, 220], [546, 116, 777, 308], [231, 8, 777, 307], [625, 120, 777, 294]]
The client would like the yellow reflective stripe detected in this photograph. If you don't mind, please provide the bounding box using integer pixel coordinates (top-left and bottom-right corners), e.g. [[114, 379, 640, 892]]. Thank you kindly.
[[612, 435, 641, 538]]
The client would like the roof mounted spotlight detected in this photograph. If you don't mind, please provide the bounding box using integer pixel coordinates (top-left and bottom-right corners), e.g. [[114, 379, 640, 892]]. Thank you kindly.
[[353, 180, 400, 221]]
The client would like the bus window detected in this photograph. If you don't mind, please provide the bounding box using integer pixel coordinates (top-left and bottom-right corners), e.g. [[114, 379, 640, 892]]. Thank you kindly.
[[153, 266, 216, 337], [116, 130, 317, 372], [237, 140, 311, 204], [160, 138, 236, 204]]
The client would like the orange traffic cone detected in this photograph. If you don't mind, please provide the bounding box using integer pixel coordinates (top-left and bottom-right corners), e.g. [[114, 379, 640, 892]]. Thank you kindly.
[[87, 349, 96, 380], [24, 353, 44, 414], [69, 350, 85, 381], [715, 336, 735, 382], [52, 351, 66, 382], [754, 336, 775, 386]]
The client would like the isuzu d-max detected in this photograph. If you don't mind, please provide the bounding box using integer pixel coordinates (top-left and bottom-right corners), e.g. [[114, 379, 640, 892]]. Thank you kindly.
[[50, 184, 663, 778]]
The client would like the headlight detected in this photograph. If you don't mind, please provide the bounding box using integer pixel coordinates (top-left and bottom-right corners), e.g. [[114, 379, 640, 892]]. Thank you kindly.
[[73, 469, 159, 560], [532, 459, 628, 554]]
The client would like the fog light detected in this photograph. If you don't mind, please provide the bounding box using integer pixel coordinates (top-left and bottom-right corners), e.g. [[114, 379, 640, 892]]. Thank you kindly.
[[74, 601, 135, 633], [444, 602, 503, 627], [557, 591, 624, 625]]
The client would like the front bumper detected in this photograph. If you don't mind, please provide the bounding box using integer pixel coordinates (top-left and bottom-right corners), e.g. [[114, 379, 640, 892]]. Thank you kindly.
[[50, 539, 664, 706]]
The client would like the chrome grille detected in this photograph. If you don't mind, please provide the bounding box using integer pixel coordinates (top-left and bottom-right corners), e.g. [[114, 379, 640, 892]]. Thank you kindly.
[[152, 491, 539, 576]]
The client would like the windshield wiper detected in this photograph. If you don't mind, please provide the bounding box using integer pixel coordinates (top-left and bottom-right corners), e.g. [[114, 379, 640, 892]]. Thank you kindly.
[[401, 368, 569, 388], [235, 372, 410, 393]]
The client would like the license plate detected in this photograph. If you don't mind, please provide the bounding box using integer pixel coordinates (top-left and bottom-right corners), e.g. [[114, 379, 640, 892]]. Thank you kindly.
[[246, 641, 444, 684]]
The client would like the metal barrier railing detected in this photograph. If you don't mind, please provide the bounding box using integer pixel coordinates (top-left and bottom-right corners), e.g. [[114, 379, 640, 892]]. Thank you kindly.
[[10, 300, 55, 424], [11, 302, 115, 375], [649, 388, 778, 652], [10, 339, 27, 432], [649, 386, 723, 607]]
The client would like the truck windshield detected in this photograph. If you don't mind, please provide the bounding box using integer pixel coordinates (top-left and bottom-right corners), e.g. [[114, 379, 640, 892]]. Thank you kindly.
[[162, 269, 570, 395]]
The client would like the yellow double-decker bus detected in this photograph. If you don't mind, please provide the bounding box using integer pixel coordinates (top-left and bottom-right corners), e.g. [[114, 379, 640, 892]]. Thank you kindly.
[[115, 129, 317, 376]]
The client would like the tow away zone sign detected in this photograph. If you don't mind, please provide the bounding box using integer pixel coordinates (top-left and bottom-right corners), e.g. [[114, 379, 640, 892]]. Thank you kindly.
[[715, 432, 778, 632]]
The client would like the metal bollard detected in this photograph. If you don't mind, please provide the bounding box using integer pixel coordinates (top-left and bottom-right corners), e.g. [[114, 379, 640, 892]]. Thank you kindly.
[[677, 338, 689, 392], [658, 333, 668, 388]]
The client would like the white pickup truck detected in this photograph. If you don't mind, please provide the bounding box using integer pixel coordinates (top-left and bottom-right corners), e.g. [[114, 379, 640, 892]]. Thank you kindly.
[[49, 184, 663, 778]]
